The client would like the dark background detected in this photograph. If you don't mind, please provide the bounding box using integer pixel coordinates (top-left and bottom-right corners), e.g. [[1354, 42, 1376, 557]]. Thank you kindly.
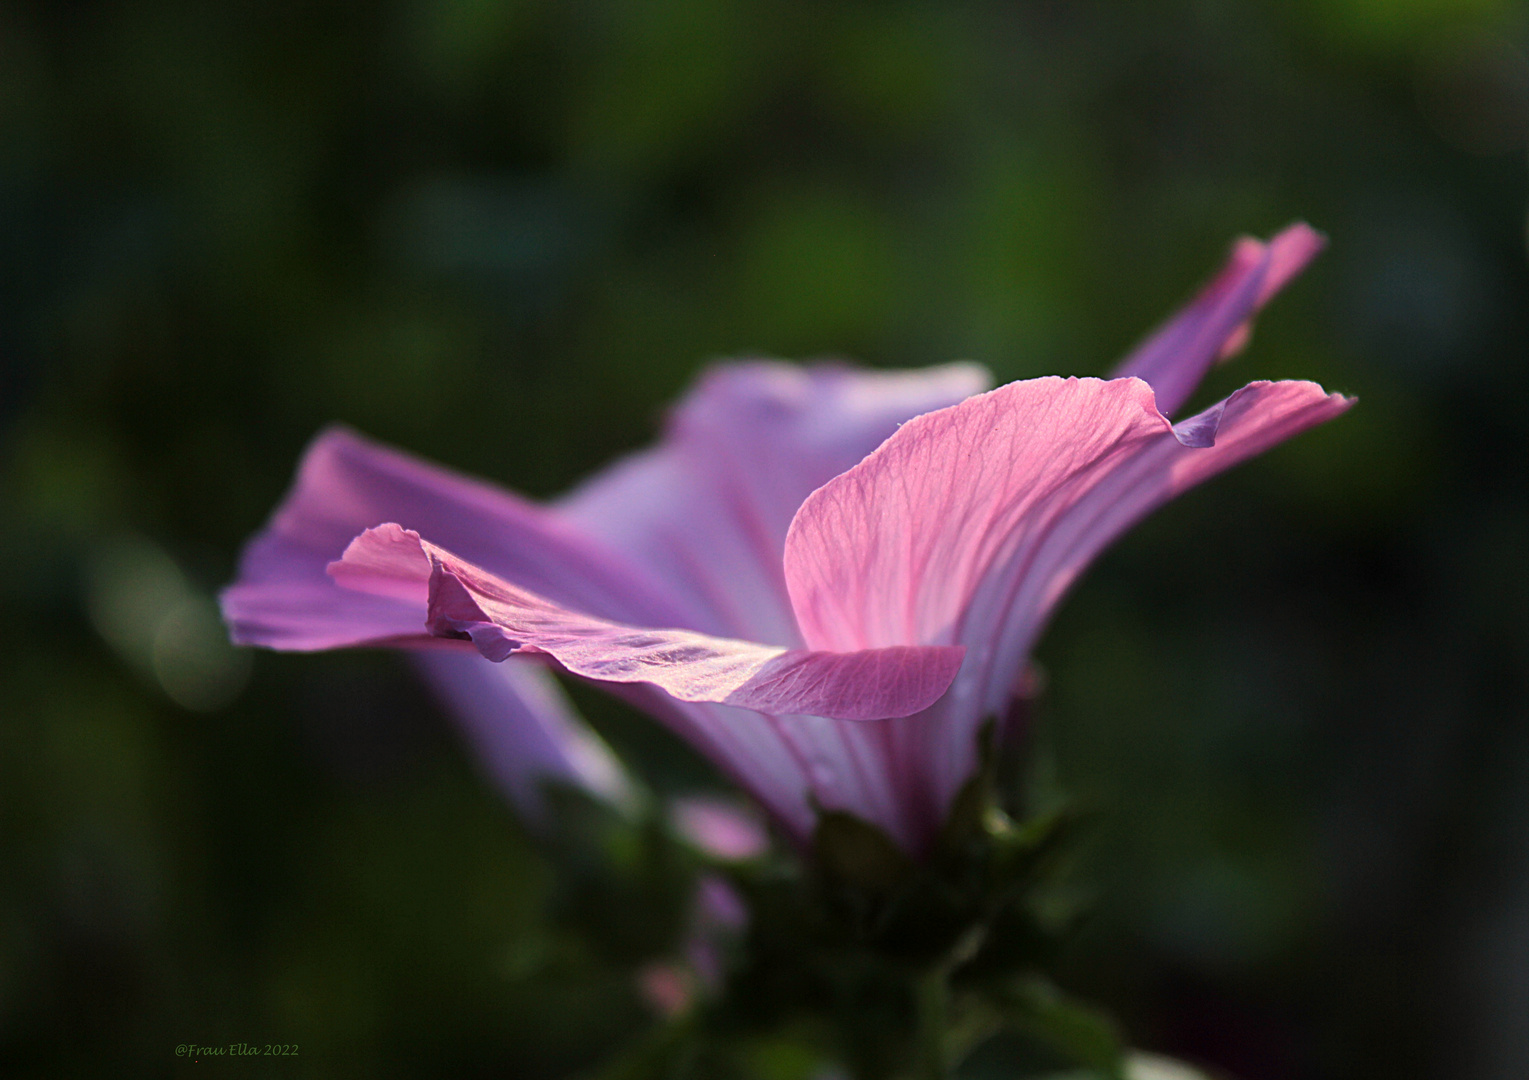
[[2, 1, 1527, 1077]]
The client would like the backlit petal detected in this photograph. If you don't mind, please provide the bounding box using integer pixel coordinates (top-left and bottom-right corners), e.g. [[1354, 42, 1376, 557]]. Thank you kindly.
[[784, 375, 1352, 834], [221, 426, 687, 654], [558, 361, 990, 643], [332, 524, 965, 723], [1112, 223, 1325, 416], [219, 426, 662, 817]]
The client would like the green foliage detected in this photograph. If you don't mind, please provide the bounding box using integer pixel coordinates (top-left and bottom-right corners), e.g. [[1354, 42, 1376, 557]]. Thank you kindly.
[[565, 735, 1120, 1080]]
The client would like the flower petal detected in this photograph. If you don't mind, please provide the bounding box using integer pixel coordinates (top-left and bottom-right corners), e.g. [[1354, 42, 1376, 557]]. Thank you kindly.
[[220, 566, 436, 651], [602, 688, 920, 848], [557, 360, 990, 643], [1111, 223, 1325, 416], [553, 361, 989, 846], [331, 523, 966, 722], [784, 375, 1352, 834], [218, 428, 646, 825], [417, 651, 635, 821], [221, 425, 688, 652], [220, 419, 950, 847]]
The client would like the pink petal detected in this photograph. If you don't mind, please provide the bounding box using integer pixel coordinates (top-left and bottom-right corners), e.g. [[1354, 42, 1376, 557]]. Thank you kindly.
[[557, 360, 990, 644], [417, 651, 634, 821], [218, 426, 663, 820], [220, 426, 687, 653], [553, 362, 992, 846], [693, 872, 749, 930], [617, 690, 919, 849], [219, 419, 943, 847], [331, 524, 966, 722], [784, 375, 1352, 836], [220, 571, 438, 652], [551, 362, 988, 846], [1112, 223, 1326, 416]]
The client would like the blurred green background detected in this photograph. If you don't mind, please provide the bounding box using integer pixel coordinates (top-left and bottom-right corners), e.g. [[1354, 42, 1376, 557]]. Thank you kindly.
[[2, 0, 1528, 1077]]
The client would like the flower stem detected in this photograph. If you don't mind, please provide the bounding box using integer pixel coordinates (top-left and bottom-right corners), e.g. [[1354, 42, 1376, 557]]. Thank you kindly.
[[914, 965, 950, 1080]]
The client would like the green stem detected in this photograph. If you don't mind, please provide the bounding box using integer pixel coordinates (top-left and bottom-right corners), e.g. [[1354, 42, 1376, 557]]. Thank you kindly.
[[910, 923, 990, 1080], [914, 965, 950, 1080]]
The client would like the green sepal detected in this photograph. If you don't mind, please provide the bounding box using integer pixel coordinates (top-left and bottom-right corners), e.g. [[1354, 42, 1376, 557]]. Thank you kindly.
[[811, 809, 915, 896], [935, 719, 1001, 857]]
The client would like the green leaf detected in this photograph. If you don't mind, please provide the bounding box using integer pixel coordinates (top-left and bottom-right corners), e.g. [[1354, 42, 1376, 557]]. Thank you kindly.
[[999, 975, 1125, 1074]]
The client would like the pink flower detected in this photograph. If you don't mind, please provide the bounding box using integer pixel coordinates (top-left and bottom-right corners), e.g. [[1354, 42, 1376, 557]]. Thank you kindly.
[[670, 796, 770, 862], [222, 224, 1350, 853]]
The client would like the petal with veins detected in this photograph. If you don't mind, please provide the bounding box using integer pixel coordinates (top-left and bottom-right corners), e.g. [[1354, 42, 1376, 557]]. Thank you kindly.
[[331, 524, 965, 723], [558, 361, 990, 643], [784, 375, 1353, 827], [221, 426, 688, 654]]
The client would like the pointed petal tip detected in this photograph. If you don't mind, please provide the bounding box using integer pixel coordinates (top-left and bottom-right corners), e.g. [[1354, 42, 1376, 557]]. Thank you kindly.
[[1259, 222, 1328, 294], [1170, 378, 1355, 449], [285, 422, 374, 485], [1113, 222, 1332, 415], [1238, 221, 1325, 269], [1273, 220, 1327, 249], [312, 419, 363, 443], [1096, 368, 1354, 449]]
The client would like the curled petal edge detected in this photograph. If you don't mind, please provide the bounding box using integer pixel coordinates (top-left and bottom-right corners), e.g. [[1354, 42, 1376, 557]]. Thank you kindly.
[[327, 524, 965, 723]]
